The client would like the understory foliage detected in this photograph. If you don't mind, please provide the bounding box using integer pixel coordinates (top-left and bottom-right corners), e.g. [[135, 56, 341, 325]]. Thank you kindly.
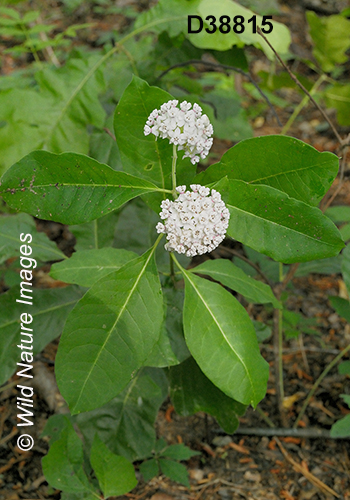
[[0, 0, 350, 497]]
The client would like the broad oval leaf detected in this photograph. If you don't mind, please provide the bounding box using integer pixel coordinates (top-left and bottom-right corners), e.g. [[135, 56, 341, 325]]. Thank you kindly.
[[135, 0, 291, 60], [182, 270, 269, 407], [0, 150, 160, 224], [113, 76, 196, 211], [190, 259, 281, 309], [90, 435, 137, 497], [76, 368, 168, 461], [0, 285, 83, 386], [55, 248, 164, 414], [216, 177, 344, 263], [145, 287, 190, 368], [42, 420, 96, 495], [50, 248, 138, 287], [196, 135, 339, 206], [169, 357, 246, 434], [114, 75, 173, 188], [0, 213, 66, 264]]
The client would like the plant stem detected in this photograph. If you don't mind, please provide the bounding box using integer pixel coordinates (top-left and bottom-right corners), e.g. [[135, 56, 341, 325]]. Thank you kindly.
[[171, 144, 178, 199], [169, 252, 176, 285], [281, 74, 327, 135], [256, 405, 276, 428], [293, 342, 350, 429], [273, 262, 287, 426], [257, 26, 343, 145]]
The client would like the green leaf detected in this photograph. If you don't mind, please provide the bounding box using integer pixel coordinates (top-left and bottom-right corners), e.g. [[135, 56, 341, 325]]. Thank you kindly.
[[330, 414, 350, 438], [0, 151, 161, 224], [181, 270, 269, 407], [295, 256, 342, 277], [0, 213, 66, 264], [338, 361, 350, 376], [50, 248, 138, 287], [216, 177, 344, 264], [114, 76, 196, 212], [325, 84, 350, 126], [169, 357, 246, 433], [189, 259, 281, 308], [69, 212, 120, 252], [41, 414, 74, 446], [0, 54, 106, 174], [55, 247, 164, 414], [329, 296, 350, 323], [196, 135, 339, 206], [306, 11, 350, 72], [341, 244, 350, 295], [159, 459, 189, 487], [90, 435, 137, 497], [325, 206, 350, 223], [76, 368, 168, 461], [145, 287, 190, 368], [254, 321, 272, 342], [340, 224, 350, 242], [114, 75, 173, 187], [60, 492, 97, 500], [0, 7, 21, 19], [162, 443, 200, 460], [135, 0, 291, 61], [139, 459, 159, 482], [0, 285, 83, 386], [42, 420, 96, 494]]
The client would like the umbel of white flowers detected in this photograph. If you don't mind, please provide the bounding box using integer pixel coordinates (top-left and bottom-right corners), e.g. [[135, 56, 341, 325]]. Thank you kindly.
[[156, 185, 230, 257], [144, 99, 213, 164]]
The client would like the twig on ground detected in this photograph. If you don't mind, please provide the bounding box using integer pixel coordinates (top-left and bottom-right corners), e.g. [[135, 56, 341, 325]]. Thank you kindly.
[[255, 407, 341, 497], [157, 59, 282, 127], [0, 427, 18, 447], [293, 343, 350, 429], [215, 426, 345, 439], [275, 438, 340, 498]]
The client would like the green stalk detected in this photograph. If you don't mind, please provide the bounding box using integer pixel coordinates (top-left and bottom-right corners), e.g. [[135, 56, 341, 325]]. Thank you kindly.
[[281, 74, 327, 135], [171, 144, 178, 199], [278, 262, 284, 403], [293, 343, 350, 429], [273, 262, 286, 425]]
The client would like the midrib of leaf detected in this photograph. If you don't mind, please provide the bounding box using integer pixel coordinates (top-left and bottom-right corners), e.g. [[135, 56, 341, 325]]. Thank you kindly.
[[10, 181, 160, 191], [325, 93, 350, 103], [93, 219, 98, 249], [238, 159, 332, 184], [183, 271, 256, 404], [56, 264, 127, 273], [73, 248, 156, 410], [114, 369, 142, 435], [227, 202, 336, 247], [0, 229, 66, 259], [0, 298, 78, 330], [191, 269, 274, 300], [42, 14, 187, 149]]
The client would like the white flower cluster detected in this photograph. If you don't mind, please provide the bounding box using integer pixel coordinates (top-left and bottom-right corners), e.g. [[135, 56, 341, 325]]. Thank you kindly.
[[156, 184, 230, 257], [144, 100, 213, 164]]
